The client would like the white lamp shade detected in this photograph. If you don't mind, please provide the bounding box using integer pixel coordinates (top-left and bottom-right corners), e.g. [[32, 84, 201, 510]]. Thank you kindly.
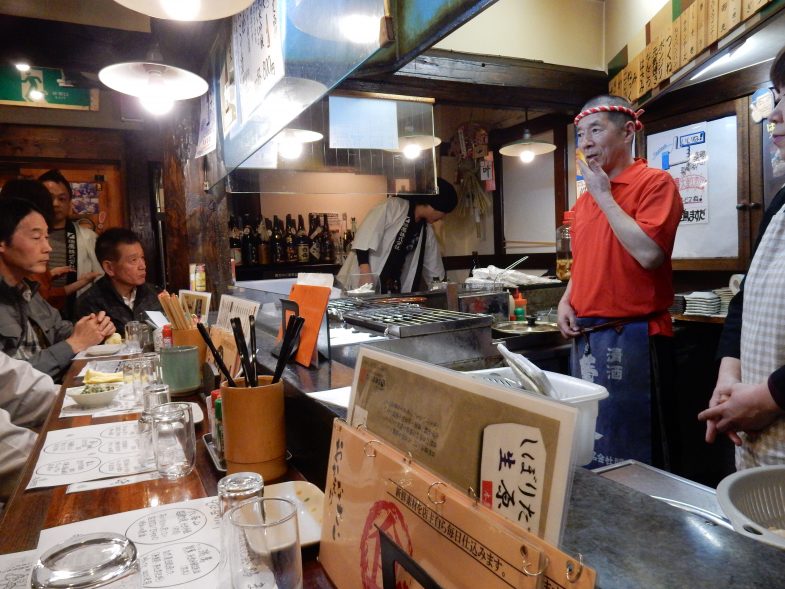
[[385, 134, 441, 154], [112, 0, 255, 21], [275, 129, 324, 143], [499, 130, 556, 157], [98, 62, 208, 100], [289, 0, 384, 43]]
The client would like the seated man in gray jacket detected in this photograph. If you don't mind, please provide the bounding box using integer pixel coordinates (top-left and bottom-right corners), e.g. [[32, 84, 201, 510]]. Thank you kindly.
[[0, 199, 115, 378], [0, 351, 59, 501], [75, 228, 162, 333]]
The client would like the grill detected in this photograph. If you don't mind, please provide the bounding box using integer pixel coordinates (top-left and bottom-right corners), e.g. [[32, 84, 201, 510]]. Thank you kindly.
[[334, 302, 492, 338]]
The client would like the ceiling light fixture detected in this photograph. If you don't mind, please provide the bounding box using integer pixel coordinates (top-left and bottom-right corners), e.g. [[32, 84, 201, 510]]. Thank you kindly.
[[689, 38, 756, 81], [276, 128, 323, 161], [98, 47, 207, 116], [289, 0, 385, 44], [112, 0, 254, 21], [15, 63, 30, 73], [499, 110, 556, 163]]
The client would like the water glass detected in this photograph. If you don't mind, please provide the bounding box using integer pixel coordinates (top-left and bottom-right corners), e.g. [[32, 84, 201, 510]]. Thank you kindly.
[[122, 357, 142, 401], [217, 472, 265, 517], [141, 384, 170, 421], [226, 497, 302, 589], [125, 321, 145, 354], [151, 402, 195, 480], [139, 352, 162, 385]]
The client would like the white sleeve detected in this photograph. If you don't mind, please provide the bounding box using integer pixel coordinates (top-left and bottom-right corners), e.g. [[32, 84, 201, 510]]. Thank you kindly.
[[0, 353, 58, 429]]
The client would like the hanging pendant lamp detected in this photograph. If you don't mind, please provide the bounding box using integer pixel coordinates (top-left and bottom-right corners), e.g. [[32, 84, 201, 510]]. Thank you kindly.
[[112, 0, 254, 21], [98, 47, 207, 115], [275, 128, 324, 160], [499, 109, 556, 163]]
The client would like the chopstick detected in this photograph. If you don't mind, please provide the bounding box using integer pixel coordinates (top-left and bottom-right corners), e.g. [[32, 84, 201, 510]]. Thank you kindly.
[[273, 315, 302, 384], [249, 315, 257, 387], [196, 322, 236, 387], [230, 318, 253, 387]]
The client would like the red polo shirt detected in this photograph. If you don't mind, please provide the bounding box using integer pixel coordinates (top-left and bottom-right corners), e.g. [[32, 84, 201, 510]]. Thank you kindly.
[[569, 158, 683, 336]]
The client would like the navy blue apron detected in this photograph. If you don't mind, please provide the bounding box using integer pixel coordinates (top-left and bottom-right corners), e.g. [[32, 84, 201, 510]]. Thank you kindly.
[[570, 317, 651, 468]]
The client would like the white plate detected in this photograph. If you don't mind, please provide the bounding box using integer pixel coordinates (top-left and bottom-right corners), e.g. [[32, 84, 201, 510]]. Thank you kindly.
[[264, 480, 324, 546], [85, 344, 124, 357]]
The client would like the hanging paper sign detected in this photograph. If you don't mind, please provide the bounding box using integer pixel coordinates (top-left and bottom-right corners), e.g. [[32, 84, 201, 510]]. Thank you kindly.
[[232, 0, 285, 125], [195, 88, 217, 158]]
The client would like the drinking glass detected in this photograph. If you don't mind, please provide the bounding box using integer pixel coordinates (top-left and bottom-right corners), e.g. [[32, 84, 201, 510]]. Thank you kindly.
[[139, 352, 162, 386], [226, 497, 302, 589], [151, 402, 195, 480], [141, 384, 170, 421], [217, 472, 265, 517], [125, 321, 144, 354], [122, 358, 142, 402]]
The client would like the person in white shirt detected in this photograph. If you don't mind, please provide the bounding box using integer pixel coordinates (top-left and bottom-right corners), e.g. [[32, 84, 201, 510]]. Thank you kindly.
[[0, 351, 59, 500]]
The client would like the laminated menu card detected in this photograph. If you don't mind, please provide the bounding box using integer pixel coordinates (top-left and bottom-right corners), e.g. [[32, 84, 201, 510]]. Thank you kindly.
[[319, 420, 595, 589], [347, 347, 578, 545]]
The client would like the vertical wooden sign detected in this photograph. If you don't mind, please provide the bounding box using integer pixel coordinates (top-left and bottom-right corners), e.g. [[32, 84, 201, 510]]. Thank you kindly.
[[718, 0, 742, 37], [707, 0, 720, 45]]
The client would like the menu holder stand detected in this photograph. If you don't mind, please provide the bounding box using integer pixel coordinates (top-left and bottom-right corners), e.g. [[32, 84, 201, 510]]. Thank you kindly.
[[320, 420, 595, 589], [282, 284, 331, 369]]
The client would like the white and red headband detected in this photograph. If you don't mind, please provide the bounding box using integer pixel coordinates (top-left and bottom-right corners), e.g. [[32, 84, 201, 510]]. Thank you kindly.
[[574, 105, 645, 130]]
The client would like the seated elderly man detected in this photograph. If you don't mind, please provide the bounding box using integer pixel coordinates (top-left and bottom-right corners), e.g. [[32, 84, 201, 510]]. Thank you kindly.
[[0, 351, 59, 501], [75, 228, 162, 333], [0, 199, 115, 378]]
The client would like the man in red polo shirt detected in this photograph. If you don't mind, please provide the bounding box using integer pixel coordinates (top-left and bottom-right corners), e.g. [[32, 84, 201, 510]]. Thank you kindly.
[[557, 94, 683, 470]]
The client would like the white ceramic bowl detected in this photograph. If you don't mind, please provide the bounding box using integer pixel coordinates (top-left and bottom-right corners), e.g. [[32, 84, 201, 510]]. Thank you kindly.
[[66, 384, 122, 408]]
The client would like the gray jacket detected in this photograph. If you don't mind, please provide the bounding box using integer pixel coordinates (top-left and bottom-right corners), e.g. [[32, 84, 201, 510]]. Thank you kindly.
[[0, 278, 75, 378]]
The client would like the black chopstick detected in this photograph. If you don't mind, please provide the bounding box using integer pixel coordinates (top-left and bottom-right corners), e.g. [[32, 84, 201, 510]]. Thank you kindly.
[[231, 317, 255, 387], [196, 322, 236, 387], [272, 315, 298, 384], [249, 315, 257, 387]]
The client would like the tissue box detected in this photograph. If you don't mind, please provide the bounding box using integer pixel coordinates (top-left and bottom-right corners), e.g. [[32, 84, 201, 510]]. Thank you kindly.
[[469, 367, 608, 465]]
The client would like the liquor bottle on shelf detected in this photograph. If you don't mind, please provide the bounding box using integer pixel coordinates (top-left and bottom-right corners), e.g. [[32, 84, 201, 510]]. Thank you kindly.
[[343, 216, 356, 260], [470, 250, 480, 276], [271, 215, 286, 264], [296, 215, 310, 263], [285, 214, 298, 262], [240, 221, 257, 266], [321, 213, 335, 264], [229, 217, 243, 266], [257, 216, 271, 265], [308, 213, 322, 263]]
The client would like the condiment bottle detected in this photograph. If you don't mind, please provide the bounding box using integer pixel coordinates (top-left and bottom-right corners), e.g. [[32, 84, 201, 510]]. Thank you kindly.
[[162, 324, 173, 349], [556, 211, 574, 281], [514, 296, 527, 321]]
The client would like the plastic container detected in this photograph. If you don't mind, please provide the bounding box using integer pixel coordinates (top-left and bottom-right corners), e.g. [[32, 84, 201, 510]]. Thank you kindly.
[[468, 366, 608, 465], [716, 465, 785, 549], [556, 211, 574, 281]]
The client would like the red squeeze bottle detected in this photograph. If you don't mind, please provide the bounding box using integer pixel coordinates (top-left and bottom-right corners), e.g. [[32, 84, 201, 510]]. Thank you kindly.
[[162, 324, 173, 349]]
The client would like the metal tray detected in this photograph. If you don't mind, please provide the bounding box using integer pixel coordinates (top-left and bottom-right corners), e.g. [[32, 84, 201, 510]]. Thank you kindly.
[[203, 433, 226, 472]]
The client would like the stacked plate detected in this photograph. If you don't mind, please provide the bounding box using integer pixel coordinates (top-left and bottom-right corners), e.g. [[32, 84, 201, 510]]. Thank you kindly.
[[712, 287, 734, 316], [669, 293, 686, 315], [683, 291, 721, 315]]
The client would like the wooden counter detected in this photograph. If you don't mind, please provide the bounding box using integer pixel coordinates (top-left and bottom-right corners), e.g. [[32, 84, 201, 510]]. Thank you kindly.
[[0, 358, 336, 587]]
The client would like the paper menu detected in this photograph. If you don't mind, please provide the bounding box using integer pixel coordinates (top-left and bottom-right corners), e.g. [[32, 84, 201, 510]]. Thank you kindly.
[[0, 550, 37, 589], [37, 497, 224, 588], [348, 347, 578, 545], [27, 421, 155, 490]]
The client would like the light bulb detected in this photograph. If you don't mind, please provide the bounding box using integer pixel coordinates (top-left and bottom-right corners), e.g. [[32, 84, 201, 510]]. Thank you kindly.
[[15, 63, 30, 73], [519, 150, 535, 163], [339, 14, 379, 44], [403, 144, 422, 159], [160, 0, 202, 20], [28, 89, 44, 101], [140, 95, 173, 115], [279, 141, 303, 160]]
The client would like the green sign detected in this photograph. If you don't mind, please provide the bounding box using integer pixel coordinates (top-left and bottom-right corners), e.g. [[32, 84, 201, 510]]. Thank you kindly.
[[0, 65, 97, 110]]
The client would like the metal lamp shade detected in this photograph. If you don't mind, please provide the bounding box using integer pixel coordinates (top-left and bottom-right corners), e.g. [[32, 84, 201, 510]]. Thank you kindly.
[[98, 62, 208, 100], [499, 130, 556, 157], [112, 0, 255, 21]]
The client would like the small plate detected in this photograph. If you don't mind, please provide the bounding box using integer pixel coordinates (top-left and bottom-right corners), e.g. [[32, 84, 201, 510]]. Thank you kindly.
[[85, 344, 124, 357], [264, 480, 324, 546]]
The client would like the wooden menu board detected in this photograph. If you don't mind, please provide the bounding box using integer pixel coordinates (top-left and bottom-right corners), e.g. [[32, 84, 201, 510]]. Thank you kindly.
[[718, 0, 742, 37], [320, 420, 596, 589]]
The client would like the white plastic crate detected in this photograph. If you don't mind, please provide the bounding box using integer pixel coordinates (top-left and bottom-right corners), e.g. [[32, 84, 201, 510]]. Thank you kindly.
[[468, 367, 608, 466], [717, 465, 785, 549]]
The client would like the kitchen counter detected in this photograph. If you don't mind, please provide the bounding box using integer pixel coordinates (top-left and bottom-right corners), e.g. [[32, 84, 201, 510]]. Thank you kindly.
[[251, 326, 785, 587]]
